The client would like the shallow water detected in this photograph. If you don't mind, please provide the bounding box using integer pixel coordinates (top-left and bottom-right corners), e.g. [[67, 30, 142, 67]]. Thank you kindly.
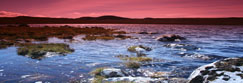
[[0, 24, 243, 82]]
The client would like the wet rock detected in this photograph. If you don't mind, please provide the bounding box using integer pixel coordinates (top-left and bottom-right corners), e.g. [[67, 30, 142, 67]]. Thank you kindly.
[[178, 53, 226, 60], [101, 68, 125, 77], [156, 34, 185, 42], [104, 77, 188, 83], [127, 45, 152, 53], [167, 78, 188, 83], [164, 43, 200, 51], [138, 32, 158, 34], [114, 34, 132, 39], [180, 53, 211, 60], [188, 58, 243, 83], [20, 74, 52, 82], [188, 76, 204, 83], [138, 69, 171, 78], [149, 32, 159, 34], [104, 77, 157, 83], [18, 24, 30, 27], [44, 52, 62, 57], [35, 81, 43, 83], [138, 32, 149, 34], [91, 68, 125, 78]]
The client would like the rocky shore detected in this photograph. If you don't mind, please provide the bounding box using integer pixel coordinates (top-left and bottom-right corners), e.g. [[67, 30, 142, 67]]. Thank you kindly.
[[0, 25, 241, 83]]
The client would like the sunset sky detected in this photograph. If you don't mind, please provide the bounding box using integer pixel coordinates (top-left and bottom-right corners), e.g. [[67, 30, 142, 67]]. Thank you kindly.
[[0, 0, 243, 18]]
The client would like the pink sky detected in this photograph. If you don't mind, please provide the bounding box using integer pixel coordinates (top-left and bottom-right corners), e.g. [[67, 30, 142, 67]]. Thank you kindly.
[[0, 0, 243, 18]]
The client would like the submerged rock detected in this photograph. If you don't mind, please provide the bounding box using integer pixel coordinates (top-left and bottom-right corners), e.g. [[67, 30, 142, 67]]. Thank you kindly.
[[178, 53, 211, 60], [20, 74, 52, 82], [188, 58, 243, 83], [138, 32, 158, 34], [138, 32, 149, 34], [90, 67, 189, 83], [178, 53, 226, 60], [138, 69, 171, 78], [164, 43, 200, 51], [156, 34, 185, 42]]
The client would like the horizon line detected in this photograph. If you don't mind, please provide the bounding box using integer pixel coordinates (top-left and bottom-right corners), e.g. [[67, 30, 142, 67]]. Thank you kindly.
[[1, 15, 243, 19]]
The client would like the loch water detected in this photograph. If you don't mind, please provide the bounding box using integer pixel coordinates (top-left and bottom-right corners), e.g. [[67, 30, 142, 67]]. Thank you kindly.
[[0, 24, 243, 82]]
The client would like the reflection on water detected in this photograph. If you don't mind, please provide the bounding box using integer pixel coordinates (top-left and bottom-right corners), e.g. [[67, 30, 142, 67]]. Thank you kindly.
[[0, 24, 243, 82]]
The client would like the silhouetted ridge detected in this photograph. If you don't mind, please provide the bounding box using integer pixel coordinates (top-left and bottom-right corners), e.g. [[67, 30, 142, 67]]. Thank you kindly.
[[78, 15, 129, 20], [96, 15, 130, 20], [0, 15, 243, 25]]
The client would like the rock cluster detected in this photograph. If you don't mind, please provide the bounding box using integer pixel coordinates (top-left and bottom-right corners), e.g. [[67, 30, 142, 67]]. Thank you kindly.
[[156, 34, 186, 42], [188, 58, 243, 83], [90, 67, 188, 83]]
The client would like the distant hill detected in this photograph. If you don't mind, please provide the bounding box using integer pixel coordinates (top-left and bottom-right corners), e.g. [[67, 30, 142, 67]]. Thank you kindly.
[[78, 15, 130, 20], [0, 15, 243, 25]]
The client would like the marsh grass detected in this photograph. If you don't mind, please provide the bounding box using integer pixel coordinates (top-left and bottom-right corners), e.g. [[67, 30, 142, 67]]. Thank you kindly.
[[91, 76, 105, 83], [116, 54, 151, 69], [0, 26, 126, 41], [0, 26, 131, 48], [125, 62, 141, 69], [17, 43, 74, 59], [90, 68, 106, 83], [117, 55, 152, 62], [121, 57, 152, 62], [0, 41, 14, 49], [90, 67, 105, 76], [83, 35, 115, 41]]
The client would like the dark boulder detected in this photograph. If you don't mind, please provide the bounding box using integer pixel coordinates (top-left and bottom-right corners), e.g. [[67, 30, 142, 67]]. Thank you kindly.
[[156, 34, 185, 42]]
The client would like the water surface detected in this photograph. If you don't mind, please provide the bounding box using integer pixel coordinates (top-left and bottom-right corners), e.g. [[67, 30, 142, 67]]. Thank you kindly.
[[0, 24, 243, 82]]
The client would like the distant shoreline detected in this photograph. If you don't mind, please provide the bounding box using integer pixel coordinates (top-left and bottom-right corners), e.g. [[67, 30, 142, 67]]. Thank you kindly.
[[1, 15, 243, 25]]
